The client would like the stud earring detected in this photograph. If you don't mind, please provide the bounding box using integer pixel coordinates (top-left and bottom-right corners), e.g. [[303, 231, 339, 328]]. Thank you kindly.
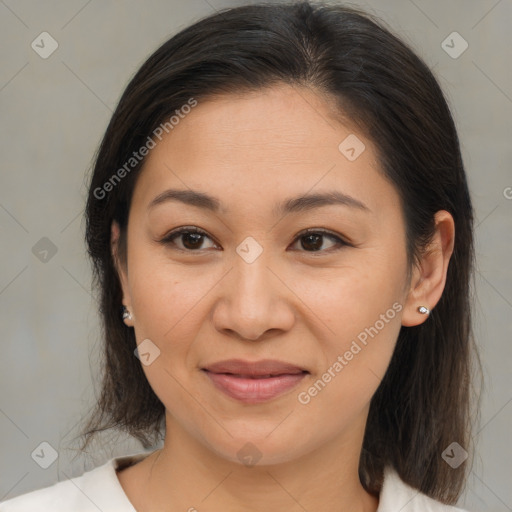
[[417, 306, 430, 315], [122, 305, 132, 321]]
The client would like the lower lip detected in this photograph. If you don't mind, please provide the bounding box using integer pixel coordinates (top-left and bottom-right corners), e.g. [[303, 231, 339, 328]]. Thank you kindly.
[[203, 370, 308, 404]]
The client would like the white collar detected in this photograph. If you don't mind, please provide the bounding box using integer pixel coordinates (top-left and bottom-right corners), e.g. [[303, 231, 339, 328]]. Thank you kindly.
[[109, 452, 468, 511]]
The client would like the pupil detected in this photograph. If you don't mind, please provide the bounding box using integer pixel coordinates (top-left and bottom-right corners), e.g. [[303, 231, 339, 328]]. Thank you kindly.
[[302, 234, 322, 251], [183, 233, 203, 249]]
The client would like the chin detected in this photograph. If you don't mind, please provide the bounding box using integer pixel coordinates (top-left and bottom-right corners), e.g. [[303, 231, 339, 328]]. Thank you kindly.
[[198, 425, 317, 468]]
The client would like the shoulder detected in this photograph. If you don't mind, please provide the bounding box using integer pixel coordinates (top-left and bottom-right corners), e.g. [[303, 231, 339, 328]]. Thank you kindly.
[[378, 466, 470, 512], [0, 452, 151, 512]]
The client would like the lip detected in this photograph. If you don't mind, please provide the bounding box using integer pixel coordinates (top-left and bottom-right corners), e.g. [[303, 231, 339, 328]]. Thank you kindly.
[[203, 371, 308, 403], [201, 359, 309, 404], [202, 358, 307, 377]]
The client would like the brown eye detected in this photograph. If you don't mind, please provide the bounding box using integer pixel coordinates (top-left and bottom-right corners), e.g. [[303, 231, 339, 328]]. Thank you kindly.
[[290, 229, 349, 253], [160, 227, 217, 251], [159, 226, 349, 254]]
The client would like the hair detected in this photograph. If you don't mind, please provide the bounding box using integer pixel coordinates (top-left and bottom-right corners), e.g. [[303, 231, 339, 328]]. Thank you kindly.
[[78, 0, 481, 504]]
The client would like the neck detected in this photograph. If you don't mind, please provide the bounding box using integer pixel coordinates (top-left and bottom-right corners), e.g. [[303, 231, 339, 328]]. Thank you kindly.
[[130, 415, 379, 512]]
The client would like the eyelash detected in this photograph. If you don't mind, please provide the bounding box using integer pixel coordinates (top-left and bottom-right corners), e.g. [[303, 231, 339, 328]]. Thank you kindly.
[[158, 226, 351, 254]]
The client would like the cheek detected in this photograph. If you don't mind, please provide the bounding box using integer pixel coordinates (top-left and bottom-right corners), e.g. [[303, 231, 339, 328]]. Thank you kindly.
[[292, 251, 404, 338], [291, 252, 404, 402], [128, 246, 216, 341], [128, 262, 214, 413], [296, 311, 401, 431]]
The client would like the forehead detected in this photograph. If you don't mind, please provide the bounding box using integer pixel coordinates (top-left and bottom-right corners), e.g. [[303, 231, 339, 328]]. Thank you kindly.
[[131, 84, 398, 219], [163, 84, 357, 157]]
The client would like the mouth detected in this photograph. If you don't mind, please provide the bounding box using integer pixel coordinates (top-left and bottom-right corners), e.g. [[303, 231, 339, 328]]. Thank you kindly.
[[201, 359, 309, 403], [202, 358, 308, 376], [209, 373, 304, 379]]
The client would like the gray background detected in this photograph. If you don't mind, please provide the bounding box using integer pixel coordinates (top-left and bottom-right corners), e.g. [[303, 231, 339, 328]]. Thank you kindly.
[[0, 0, 510, 510]]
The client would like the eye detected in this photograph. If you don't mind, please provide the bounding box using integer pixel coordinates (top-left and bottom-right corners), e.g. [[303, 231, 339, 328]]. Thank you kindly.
[[159, 226, 350, 254], [159, 226, 218, 252], [289, 228, 349, 253]]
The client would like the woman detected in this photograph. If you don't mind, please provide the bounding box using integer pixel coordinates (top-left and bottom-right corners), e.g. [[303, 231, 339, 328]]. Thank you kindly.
[[1, 1, 480, 510]]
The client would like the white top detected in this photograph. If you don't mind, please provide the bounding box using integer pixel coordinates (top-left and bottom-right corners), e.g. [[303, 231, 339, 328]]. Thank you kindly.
[[0, 451, 469, 511]]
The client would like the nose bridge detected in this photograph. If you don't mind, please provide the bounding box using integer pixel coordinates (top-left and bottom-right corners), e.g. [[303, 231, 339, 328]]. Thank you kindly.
[[232, 235, 276, 313], [213, 235, 293, 341]]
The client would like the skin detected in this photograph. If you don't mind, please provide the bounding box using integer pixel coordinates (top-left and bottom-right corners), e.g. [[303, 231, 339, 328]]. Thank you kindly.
[[111, 83, 455, 512]]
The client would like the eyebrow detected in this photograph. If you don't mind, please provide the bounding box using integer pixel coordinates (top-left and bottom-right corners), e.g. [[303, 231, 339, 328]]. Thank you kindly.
[[147, 188, 371, 216]]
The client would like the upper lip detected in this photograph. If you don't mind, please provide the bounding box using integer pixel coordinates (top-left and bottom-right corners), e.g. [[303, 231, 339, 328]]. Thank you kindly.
[[202, 359, 308, 377]]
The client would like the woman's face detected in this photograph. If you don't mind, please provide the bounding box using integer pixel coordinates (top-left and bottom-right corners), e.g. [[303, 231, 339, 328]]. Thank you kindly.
[[113, 84, 424, 465]]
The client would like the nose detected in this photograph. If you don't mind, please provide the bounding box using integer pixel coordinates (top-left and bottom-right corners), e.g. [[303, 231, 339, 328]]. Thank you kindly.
[[211, 251, 296, 342]]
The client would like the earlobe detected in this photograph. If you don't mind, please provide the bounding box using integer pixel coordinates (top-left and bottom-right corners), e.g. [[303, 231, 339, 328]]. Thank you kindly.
[[122, 305, 134, 324], [401, 210, 455, 327]]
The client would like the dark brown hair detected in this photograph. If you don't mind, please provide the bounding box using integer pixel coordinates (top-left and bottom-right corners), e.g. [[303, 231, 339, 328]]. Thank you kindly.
[[78, 1, 481, 504]]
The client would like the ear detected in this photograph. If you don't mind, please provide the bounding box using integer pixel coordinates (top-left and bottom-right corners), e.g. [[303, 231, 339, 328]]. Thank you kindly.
[[401, 210, 455, 327], [111, 220, 134, 326]]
